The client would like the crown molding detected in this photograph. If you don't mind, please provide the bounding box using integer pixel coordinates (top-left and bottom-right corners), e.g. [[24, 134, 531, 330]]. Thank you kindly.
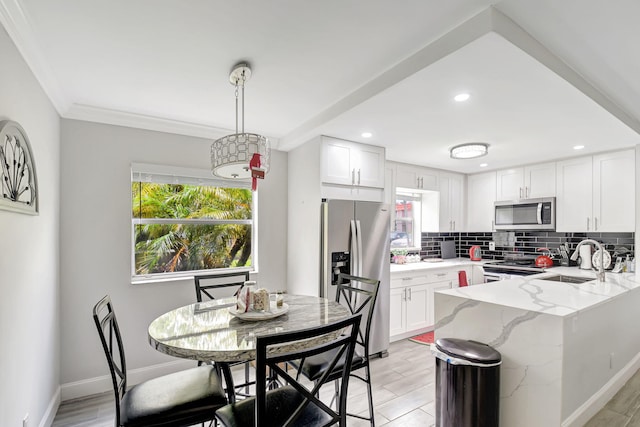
[[65, 104, 280, 148], [0, 0, 69, 114]]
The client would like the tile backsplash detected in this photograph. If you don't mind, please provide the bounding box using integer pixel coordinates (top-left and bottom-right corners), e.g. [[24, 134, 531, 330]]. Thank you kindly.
[[420, 231, 635, 261]]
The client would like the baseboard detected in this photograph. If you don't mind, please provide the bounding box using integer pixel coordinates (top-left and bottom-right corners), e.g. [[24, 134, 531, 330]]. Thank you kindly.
[[562, 351, 640, 427], [39, 386, 60, 427], [60, 359, 194, 401], [390, 326, 433, 343]]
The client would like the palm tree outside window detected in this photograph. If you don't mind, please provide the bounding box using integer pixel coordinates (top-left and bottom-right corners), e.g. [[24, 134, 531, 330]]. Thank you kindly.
[[131, 163, 255, 281]]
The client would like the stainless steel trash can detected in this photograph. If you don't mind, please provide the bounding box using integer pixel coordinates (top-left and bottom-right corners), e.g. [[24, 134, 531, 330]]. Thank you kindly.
[[432, 338, 502, 427]]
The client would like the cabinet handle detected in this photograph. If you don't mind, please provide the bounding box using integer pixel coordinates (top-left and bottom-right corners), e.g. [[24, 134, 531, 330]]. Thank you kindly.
[[402, 277, 412, 281], [357, 169, 361, 185], [453, 220, 456, 230], [403, 288, 407, 301], [436, 273, 446, 277], [408, 287, 412, 301], [586, 217, 590, 231], [595, 217, 598, 231], [527, 186, 530, 198], [519, 187, 523, 199]]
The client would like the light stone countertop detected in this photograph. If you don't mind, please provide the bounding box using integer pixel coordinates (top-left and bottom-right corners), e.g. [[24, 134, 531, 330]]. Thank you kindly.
[[390, 257, 484, 273], [437, 267, 640, 317]]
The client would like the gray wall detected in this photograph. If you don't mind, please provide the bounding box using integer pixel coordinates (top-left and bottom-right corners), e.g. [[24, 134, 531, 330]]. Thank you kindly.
[[59, 119, 287, 398], [0, 25, 61, 427]]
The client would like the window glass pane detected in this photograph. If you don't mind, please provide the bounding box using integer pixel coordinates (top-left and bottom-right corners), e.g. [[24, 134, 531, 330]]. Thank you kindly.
[[391, 194, 416, 248], [134, 223, 252, 274], [131, 180, 253, 277]]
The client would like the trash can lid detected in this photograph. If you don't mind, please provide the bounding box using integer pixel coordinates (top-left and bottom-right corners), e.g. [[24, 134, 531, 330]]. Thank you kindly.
[[435, 338, 501, 365]]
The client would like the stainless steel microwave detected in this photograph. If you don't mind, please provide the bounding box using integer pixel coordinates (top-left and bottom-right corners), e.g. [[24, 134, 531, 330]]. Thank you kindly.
[[494, 197, 556, 230]]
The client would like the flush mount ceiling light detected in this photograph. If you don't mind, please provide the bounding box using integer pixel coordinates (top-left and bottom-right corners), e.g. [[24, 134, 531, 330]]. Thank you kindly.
[[450, 142, 489, 159], [454, 93, 470, 102], [211, 62, 270, 184], [361, 132, 373, 138], [573, 145, 585, 150]]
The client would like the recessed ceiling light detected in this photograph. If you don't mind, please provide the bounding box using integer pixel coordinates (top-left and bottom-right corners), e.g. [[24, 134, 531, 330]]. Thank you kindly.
[[454, 93, 470, 102], [479, 163, 488, 168], [361, 132, 373, 138], [573, 145, 585, 150]]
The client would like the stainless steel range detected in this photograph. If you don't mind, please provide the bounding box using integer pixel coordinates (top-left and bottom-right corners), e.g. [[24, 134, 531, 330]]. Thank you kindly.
[[482, 259, 547, 282]]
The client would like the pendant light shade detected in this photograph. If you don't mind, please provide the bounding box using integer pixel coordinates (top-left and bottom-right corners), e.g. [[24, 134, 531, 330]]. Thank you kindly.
[[450, 142, 489, 159], [211, 63, 270, 180]]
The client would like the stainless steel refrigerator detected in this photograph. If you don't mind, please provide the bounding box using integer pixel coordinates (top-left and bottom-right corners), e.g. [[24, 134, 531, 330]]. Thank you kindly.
[[320, 199, 390, 357]]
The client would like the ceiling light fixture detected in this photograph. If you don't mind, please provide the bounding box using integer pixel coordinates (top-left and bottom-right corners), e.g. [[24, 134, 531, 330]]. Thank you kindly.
[[479, 163, 488, 168], [361, 132, 373, 138], [573, 145, 585, 150], [211, 62, 270, 189], [454, 93, 470, 102], [450, 142, 489, 159]]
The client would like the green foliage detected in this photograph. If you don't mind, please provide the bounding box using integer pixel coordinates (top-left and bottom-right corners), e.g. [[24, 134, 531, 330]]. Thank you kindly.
[[132, 182, 252, 275]]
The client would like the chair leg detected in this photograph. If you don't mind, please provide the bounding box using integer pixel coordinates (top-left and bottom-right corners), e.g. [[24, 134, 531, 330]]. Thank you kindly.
[[364, 364, 375, 427], [244, 362, 250, 395]]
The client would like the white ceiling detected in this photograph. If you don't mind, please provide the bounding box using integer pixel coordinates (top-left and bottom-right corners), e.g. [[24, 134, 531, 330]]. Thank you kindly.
[[2, 0, 640, 174]]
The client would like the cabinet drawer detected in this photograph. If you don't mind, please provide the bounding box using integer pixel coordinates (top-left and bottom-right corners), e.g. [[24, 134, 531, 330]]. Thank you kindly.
[[425, 270, 457, 283], [390, 274, 427, 289]]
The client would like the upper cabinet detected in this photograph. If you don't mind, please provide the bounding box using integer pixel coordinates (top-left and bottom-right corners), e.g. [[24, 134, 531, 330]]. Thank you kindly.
[[395, 164, 438, 191], [496, 162, 556, 201], [467, 171, 497, 232], [439, 172, 464, 232], [321, 137, 385, 188], [556, 149, 635, 232]]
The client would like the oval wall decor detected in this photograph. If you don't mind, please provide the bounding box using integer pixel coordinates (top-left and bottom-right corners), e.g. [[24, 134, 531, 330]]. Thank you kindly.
[[0, 120, 39, 215]]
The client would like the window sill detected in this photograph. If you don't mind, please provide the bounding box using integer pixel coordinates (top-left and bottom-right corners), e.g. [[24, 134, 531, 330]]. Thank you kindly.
[[131, 268, 255, 285]]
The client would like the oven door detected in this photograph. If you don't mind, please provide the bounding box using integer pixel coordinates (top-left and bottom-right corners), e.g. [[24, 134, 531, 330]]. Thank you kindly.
[[483, 271, 511, 283]]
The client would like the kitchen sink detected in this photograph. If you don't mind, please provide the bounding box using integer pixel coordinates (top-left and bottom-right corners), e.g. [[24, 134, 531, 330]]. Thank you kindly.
[[538, 275, 595, 284]]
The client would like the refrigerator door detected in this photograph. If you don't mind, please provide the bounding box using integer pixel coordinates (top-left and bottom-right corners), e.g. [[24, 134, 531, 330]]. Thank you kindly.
[[320, 200, 354, 300], [355, 201, 390, 357]]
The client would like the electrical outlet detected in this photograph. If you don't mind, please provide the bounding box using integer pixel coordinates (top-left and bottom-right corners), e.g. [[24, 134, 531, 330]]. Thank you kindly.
[[489, 241, 496, 251], [23, 413, 28, 427]]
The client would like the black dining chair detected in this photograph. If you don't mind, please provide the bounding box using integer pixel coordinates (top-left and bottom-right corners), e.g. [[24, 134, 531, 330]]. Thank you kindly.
[[194, 272, 254, 399], [92, 295, 227, 427], [215, 313, 362, 427], [293, 274, 380, 426]]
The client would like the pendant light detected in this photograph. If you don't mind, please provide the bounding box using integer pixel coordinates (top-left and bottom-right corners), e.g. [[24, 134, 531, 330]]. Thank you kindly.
[[211, 63, 270, 184]]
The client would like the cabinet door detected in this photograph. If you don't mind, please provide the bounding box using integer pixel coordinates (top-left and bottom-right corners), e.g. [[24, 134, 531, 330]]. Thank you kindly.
[[593, 150, 635, 231], [496, 168, 525, 201], [427, 281, 452, 326], [525, 162, 556, 199], [467, 171, 496, 232], [389, 287, 406, 337], [439, 173, 464, 231], [321, 139, 355, 186], [356, 144, 385, 188], [556, 157, 593, 232], [405, 283, 430, 331]]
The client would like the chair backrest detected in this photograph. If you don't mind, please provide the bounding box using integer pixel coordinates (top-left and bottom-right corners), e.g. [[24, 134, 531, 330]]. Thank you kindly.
[[194, 271, 250, 302], [335, 273, 380, 358], [255, 314, 362, 427], [92, 295, 127, 427]]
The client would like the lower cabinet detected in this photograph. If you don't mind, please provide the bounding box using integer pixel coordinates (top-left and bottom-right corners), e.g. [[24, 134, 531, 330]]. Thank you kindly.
[[389, 269, 457, 341]]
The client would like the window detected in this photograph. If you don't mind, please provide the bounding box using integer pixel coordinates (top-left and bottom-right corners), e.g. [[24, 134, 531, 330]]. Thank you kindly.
[[392, 190, 422, 249], [131, 163, 255, 281]]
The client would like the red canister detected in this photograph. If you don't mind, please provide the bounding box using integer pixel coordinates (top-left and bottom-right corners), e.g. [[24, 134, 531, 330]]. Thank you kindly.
[[469, 245, 482, 261]]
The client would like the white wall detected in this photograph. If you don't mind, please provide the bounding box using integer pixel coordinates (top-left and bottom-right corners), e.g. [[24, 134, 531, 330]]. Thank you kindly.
[[59, 119, 287, 398], [0, 26, 61, 427]]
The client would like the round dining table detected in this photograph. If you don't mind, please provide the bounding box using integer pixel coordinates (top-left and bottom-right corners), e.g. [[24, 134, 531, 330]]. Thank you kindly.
[[148, 294, 350, 402]]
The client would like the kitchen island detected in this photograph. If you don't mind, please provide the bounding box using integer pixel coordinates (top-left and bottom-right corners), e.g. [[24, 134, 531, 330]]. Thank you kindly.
[[434, 269, 640, 427]]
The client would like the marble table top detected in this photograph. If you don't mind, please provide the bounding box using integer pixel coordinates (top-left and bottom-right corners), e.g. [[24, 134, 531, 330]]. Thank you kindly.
[[438, 270, 640, 316], [148, 294, 350, 362]]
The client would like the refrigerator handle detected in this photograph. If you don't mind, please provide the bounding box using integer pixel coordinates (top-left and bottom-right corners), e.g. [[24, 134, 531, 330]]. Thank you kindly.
[[350, 220, 359, 277], [355, 219, 363, 276], [320, 202, 329, 298]]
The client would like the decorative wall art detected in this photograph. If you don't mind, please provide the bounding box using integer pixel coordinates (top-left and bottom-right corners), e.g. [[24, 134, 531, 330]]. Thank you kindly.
[[0, 120, 39, 215]]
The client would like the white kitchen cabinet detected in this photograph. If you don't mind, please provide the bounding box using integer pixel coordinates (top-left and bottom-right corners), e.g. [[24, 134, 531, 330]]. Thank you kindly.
[[496, 162, 556, 201], [467, 171, 497, 232], [390, 269, 455, 341], [321, 137, 385, 188], [556, 149, 634, 232], [439, 172, 464, 231], [395, 163, 438, 191]]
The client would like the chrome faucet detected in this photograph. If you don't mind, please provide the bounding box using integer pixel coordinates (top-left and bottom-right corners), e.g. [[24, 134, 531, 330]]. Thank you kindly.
[[570, 239, 606, 282]]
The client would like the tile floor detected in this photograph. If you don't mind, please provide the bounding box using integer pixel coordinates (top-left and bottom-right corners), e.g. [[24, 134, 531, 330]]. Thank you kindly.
[[52, 338, 638, 426]]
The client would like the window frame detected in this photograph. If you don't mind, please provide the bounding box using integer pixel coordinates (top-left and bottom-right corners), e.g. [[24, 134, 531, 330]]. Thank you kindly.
[[130, 163, 258, 283], [392, 189, 423, 252]]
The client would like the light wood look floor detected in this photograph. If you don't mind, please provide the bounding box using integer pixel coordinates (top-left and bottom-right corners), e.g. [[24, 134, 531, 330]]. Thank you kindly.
[[53, 338, 639, 426]]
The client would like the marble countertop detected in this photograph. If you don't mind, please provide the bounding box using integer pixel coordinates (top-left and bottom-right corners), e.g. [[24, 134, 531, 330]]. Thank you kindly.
[[438, 267, 640, 316], [390, 257, 483, 273]]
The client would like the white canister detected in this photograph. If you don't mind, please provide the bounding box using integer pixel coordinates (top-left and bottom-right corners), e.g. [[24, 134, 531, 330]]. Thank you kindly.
[[579, 245, 592, 269]]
